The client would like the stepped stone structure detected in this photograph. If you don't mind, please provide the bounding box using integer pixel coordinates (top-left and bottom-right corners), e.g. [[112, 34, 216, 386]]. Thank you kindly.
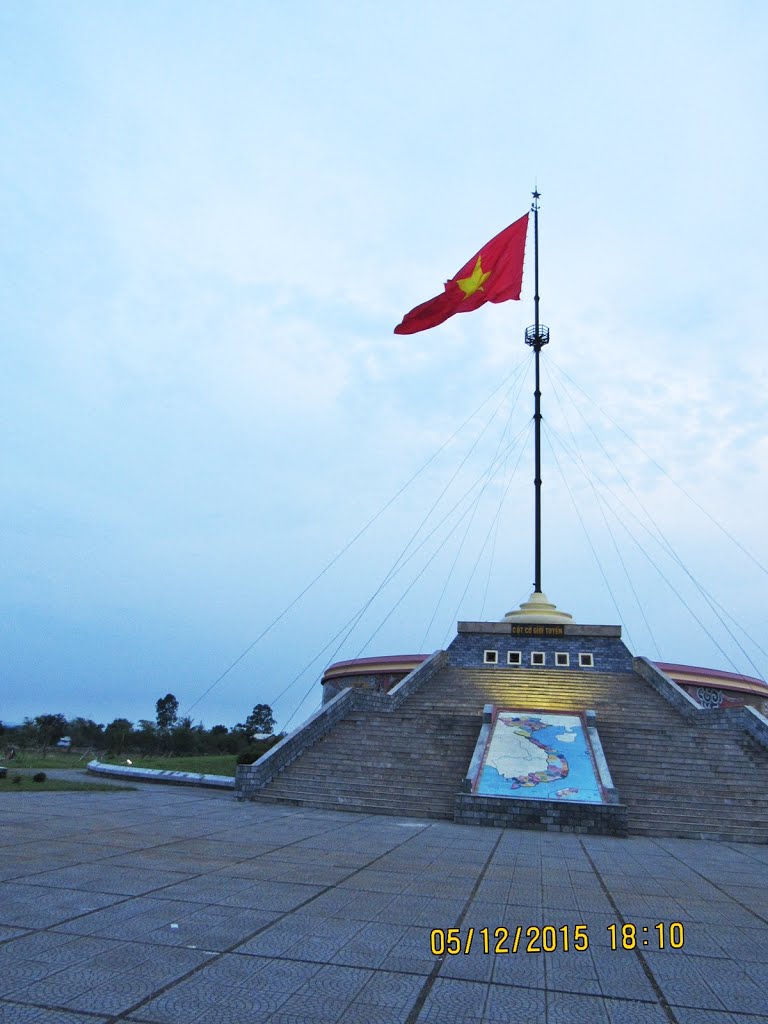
[[237, 601, 768, 842]]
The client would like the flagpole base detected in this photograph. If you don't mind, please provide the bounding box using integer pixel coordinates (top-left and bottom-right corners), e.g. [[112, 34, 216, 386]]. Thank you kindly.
[[503, 590, 573, 624]]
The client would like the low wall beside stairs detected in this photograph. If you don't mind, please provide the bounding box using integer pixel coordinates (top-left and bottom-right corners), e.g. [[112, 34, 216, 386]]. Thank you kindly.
[[236, 650, 448, 799], [633, 657, 702, 717], [87, 760, 234, 789], [703, 704, 768, 750], [454, 793, 628, 836], [635, 656, 768, 751]]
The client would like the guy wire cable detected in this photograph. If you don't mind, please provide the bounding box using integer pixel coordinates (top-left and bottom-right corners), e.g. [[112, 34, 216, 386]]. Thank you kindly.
[[547, 410, 766, 679], [282, 494, 481, 730], [548, 372, 768, 667], [354, 420, 533, 659], [440, 419, 533, 649], [280, 430, 530, 731], [182, 357, 528, 716], [476, 354, 535, 620], [546, 422, 764, 679], [548, 356, 768, 577], [590, 467, 753, 678], [478, 413, 531, 621], [273, 419, 535, 726], [419, 358, 532, 649], [547, 418, 761, 676], [418, 409, 514, 651], [543, 427, 636, 650], [332, 417, 535, 658], [545, 363, 661, 659], [316, 361, 531, 674], [548, 366, 765, 671], [551, 361, 709, 562]]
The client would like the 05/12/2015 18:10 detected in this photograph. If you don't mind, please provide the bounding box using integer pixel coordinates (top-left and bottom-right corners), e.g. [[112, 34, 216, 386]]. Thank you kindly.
[[429, 922, 685, 955]]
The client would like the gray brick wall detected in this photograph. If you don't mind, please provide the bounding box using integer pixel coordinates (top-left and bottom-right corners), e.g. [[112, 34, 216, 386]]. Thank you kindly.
[[236, 650, 448, 799], [236, 686, 357, 799], [633, 657, 702, 718], [634, 656, 768, 752], [704, 704, 768, 751], [454, 793, 628, 836], [447, 630, 634, 673]]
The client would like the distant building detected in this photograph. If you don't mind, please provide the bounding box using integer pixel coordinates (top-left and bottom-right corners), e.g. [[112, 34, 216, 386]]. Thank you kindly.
[[322, 654, 768, 715], [238, 591, 768, 840]]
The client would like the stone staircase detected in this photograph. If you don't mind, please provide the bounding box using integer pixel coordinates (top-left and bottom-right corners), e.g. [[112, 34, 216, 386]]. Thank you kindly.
[[252, 665, 768, 841], [252, 708, 480, 819]]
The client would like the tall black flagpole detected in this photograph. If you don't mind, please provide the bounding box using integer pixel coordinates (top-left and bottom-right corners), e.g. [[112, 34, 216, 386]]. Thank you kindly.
[[525, 190, 549, 594]]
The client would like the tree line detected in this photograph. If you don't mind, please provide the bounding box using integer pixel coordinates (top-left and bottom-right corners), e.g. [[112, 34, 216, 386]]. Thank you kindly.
[[0, 696, 279, 758]]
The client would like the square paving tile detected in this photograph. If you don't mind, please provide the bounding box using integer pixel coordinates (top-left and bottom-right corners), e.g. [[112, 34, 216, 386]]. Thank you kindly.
[[2, 788, 768, 1024]]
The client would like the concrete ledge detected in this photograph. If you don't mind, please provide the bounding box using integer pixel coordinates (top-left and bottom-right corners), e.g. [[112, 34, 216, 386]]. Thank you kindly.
[[585, 709, 620, 803], [236, 687, 358, 798], [454, 793, 628, 836], [707, 704, 768, 751], [461, 704, 494, 793], [388, 650, 448, 707], [457, 622, 622, 637], [237, 651, 449, 799], [458, 621, 516, 634], [87, 760, 235, 789], [634, 656, 702, 718], [635, 657, 768, 757], [564, 624, 622, 638]]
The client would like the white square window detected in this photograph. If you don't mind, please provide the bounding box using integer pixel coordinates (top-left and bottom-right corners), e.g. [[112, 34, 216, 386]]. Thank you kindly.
[[555, 652, 570, 667], [507, 651, 522, 666], [531, 651, 545, 666], [483, 650, 498, 665], [579, 653, 594, 668]]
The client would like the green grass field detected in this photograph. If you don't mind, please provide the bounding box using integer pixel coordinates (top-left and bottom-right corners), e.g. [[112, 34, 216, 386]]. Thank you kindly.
[[0, 773, 136, 793], [3, 751, 95, 769], [101, 754, 239, 776], [6, 752, 240, 776]]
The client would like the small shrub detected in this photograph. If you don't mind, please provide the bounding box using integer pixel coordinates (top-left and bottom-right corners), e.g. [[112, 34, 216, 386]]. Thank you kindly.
[[236, 752, 259, 766], [33, 772, 47, 783], [12, 774, 22, 784]]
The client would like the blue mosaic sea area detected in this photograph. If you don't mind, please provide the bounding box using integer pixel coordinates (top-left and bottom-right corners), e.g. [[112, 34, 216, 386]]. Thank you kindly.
[[476, 715, 604, 804]]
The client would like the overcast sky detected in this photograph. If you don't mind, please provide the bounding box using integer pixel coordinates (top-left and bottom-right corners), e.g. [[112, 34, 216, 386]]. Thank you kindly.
[[2, 1, 767, 731]]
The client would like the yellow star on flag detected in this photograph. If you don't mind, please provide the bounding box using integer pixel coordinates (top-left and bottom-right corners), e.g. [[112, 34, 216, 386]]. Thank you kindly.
[[456, 256, 491, 298], [394, 213, 528, 334]]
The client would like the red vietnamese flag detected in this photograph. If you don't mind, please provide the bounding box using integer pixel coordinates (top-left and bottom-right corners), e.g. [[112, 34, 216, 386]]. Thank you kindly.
[[394, 213, 529, 335]]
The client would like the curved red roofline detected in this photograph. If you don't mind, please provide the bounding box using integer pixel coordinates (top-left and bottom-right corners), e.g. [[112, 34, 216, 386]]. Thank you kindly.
[[324, 655, 429, 673], [654, 662, 767, 688], [321, 654, 767, 696]]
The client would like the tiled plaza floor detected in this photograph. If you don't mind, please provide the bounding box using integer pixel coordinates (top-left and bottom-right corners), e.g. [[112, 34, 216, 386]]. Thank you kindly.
[[1, 779, 767, 1023]]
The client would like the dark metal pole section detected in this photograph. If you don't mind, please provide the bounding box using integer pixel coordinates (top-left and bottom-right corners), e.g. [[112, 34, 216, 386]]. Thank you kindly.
[[525, 190, 549, 593]]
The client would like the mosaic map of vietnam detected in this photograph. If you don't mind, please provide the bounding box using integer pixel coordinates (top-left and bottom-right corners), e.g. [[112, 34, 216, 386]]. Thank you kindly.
[[476, 712, 604, 803]]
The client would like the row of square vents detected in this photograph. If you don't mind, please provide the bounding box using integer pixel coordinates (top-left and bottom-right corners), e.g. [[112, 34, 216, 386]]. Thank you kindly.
[[483, 650, 595, 668]]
